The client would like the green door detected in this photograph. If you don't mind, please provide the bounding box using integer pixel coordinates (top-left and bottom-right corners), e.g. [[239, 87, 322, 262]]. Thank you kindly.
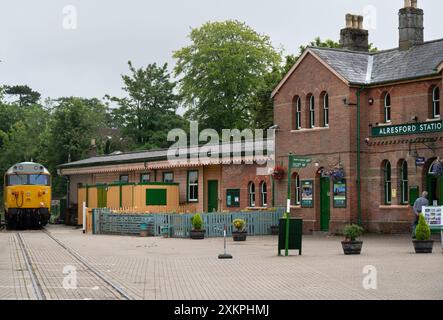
[[427, 175, 443, 205], [320, 177, 331, 231], [97, 186, 107, 208], [207, 180, 218, 213]]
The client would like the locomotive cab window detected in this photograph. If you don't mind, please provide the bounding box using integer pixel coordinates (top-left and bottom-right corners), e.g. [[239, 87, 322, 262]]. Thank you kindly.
[[6, 174, 50, 186]]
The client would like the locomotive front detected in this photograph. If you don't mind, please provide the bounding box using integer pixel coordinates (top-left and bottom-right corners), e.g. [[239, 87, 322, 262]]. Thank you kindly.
[[3, 162, 51, 229]]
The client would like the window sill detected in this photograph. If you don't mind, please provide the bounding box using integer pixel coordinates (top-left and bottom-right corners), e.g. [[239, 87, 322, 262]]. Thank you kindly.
[[290, 127, 330, 134], [290, 205, 301, 209], [426, 118, 440, 122], [377, 122, 392, 127], [379, 205, 411, 210], [246, 207, 268, 210]]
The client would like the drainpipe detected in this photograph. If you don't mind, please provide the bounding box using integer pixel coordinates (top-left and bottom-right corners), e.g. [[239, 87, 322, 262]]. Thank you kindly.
[[356, 87, 364, 226]]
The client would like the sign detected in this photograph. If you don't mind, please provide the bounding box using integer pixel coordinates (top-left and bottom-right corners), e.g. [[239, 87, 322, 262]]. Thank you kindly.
[[422, 207, 443, 226], [301, 180, 314, 208], [415, 157, 426, 167], [290, 156, 312, 169], [333, 180, 347, 208], [371, 121, 443, 138]]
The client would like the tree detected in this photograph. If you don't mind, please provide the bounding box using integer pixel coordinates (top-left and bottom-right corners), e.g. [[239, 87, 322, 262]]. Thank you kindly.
[[3, 85, 41, 106], [108, 61, 185, 150], [174, 20, 282, 132]]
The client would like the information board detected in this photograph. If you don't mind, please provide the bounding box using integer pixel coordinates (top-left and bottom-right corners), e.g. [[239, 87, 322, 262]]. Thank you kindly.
[[422, 206, 443, 227]]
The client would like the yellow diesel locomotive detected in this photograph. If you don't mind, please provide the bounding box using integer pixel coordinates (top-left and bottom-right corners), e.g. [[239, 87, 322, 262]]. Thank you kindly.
[[4, 162, 51, 229]]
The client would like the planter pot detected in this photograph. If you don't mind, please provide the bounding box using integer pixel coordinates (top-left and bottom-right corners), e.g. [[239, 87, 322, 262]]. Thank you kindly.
[[232, 231, 247, 242], [413, 240, 434, 254], [341, 241, 363, 255], [270, 226, 279, 235], [190, 229, 206, 240]]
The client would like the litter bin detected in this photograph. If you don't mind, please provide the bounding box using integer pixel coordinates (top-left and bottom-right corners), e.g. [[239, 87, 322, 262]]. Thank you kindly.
[[278, 218, 303, 256]]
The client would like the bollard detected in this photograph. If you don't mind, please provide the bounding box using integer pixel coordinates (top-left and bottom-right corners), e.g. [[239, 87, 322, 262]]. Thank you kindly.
[[218, 224, 233, 259]]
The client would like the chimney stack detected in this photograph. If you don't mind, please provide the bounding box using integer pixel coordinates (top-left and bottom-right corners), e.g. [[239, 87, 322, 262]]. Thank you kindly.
[[340, 14, 369, 52], [399, 0, 424, 50]]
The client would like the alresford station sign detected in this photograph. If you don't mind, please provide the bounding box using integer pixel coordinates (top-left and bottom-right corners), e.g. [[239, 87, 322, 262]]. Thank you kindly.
[[371, 121, 443, 138]]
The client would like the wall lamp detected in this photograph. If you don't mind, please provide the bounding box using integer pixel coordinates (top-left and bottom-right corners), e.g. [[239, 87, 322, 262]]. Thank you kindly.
[[368, 98, 374, 105]]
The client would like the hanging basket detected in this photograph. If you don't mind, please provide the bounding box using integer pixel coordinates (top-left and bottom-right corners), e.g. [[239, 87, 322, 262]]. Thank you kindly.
[[430, 161, 443, 177], [272, 166, 286, 180], [330, 168, 345, 182]]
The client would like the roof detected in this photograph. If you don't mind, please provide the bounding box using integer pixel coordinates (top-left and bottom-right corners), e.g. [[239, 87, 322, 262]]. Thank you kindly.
[[272, 39, 443, 97], [58, 139, 274, 170]]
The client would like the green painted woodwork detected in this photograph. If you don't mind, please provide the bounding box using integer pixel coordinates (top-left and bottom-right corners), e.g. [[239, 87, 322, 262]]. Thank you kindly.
[[320, 177, 331, 232], [207, 180, 218, 212], [146, 189, 167, 206]]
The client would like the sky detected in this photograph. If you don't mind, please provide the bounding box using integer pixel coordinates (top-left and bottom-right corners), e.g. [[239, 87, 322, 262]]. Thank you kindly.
[[0, 0, 442, 101]]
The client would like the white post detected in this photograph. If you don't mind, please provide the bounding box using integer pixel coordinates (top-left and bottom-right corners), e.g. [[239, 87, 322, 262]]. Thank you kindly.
[[82, 201, 86, 234]]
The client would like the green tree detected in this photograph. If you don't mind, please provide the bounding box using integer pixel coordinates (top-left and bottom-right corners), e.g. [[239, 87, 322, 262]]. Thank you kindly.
[[3, 85, 41, 107], [108, 61, 185, 150], [174, 20, 282, 132]]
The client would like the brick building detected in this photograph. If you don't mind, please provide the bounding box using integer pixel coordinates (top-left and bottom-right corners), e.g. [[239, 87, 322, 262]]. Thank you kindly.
[[272, 1, 443, 233], [58, 140, 274, 217]]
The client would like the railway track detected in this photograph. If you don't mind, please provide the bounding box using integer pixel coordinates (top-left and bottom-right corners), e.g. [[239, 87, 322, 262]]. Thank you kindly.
[[14, 229, 133, 300]]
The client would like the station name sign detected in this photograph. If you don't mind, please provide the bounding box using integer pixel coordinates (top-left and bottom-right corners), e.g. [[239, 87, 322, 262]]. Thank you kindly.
[[371, 121, 443, 138]]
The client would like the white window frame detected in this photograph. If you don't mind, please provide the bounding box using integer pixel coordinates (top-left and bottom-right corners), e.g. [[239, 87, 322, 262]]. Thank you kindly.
[[296, 97, 302, 129], [261, 182, 267, 207], [187, 170, 199, 202], [384, 93, 391, 123], [323, 93, 329, 127], [384, 161, 392, 205], [295, 175, 301, 205], [400, 160, 409, 204], [433, 87, 440, 119], [248, 182, 256, 207], [309, 95, 315, 128]]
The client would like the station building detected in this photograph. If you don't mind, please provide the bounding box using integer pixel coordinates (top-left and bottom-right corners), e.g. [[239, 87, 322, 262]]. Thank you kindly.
[[58, 141, 274, 218], [272, 1, 443, 233]]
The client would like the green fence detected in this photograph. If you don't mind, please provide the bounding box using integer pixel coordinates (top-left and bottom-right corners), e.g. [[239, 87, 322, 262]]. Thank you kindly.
[[92, 208, 285, 238]]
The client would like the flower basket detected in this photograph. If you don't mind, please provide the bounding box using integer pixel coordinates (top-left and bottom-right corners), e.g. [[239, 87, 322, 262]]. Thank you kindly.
[[430, 161, 443, 177], [272, 166, 285, 180]]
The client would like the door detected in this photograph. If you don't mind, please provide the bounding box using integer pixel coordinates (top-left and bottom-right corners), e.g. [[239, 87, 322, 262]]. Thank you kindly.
[[320, 177, 331, 231], [207, 180, 218, 213], [427, 175, 443, 206], [97, 186, 107, 208]]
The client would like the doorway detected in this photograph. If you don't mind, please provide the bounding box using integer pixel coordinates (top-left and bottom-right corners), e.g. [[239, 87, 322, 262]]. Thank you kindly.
[[207, 180, 218, 212], [320, 177, 331, 231]]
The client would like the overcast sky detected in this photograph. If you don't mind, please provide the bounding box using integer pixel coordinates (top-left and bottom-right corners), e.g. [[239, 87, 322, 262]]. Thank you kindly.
[[0, 0, 442, 101]]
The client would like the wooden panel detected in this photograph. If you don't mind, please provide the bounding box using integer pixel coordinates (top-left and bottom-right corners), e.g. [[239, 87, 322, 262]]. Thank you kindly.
[[77, 188, 86, 225], [87, 186, 98, 209], [107, 185, 120, 209], [121, 185, 134, 208]]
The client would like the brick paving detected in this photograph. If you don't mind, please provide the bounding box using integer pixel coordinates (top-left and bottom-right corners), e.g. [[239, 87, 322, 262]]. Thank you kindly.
[[1, 225, 442, 300]]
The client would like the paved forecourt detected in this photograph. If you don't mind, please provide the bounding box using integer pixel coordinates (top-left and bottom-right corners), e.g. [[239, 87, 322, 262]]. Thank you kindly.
[[0, 225, 442, 300]]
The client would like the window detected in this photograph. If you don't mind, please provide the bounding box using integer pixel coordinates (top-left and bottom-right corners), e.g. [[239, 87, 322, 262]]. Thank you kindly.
[[309, 95, 315, 128], [163, 172, 174, 183], [400, 160, 409, 204], [7, 174, 50, 186], [260, 182, 267, 207], [226, 189, 240, 207], [384, 161, 392, 205], [323, 93, 329, 127], [384, 93, 391, 123], [433, 87, 440, 119], [248, 182, 256, 207], [119, 174, 129, 183], [187, 171, 199, 202], [295, 175, 301, 205], [295, 97, 302, 130], [140, 173, 150, 183]]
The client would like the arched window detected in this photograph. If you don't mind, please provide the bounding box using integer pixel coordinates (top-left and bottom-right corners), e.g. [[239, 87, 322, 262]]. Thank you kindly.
[[260, 182, 267, 207], [384, 93, 391, 123], [295, 96, 302, 130], [323, 93, 329, 127], [309, 95, 315, 128], [383, 161, 392, 205], [433, 87, 440, 119], [248, 182, 255, 207], [400, 160, 409, 204]]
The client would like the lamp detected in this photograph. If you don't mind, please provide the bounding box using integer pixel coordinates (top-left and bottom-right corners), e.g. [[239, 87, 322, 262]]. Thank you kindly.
[[368, 98, 374, 105]]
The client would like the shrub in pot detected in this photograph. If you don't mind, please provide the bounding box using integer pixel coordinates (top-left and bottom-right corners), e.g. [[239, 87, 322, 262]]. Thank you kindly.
[[341, 224, 364, 255], [413, 214, 433, 254], [232, 219, 247, 241], [190, 214, 206, 240]]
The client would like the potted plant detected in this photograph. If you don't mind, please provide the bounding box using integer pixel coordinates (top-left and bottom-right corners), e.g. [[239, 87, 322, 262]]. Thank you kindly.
[[232, 219, 247, 241], [341, 224, 364, 255], [190, 214, 206, 240], [272, 166, 285, 181], [413, 214, 434, 253]]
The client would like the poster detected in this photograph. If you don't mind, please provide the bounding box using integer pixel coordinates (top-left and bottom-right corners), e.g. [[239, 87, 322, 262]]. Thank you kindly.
[[301, 180, 314, 208], [333, 180, 347, 208], [422, 207, 443, 226]]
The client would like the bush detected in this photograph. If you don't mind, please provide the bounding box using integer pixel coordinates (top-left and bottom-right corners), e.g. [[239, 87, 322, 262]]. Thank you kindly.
[[415, 214, 431, 241], [343, 224, 364, 241], [191, 214, 203, 230], [233, 219, 246, 231]]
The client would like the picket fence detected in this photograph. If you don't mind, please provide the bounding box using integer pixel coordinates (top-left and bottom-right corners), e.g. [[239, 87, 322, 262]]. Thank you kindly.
[[92, 208, 285, 238]]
